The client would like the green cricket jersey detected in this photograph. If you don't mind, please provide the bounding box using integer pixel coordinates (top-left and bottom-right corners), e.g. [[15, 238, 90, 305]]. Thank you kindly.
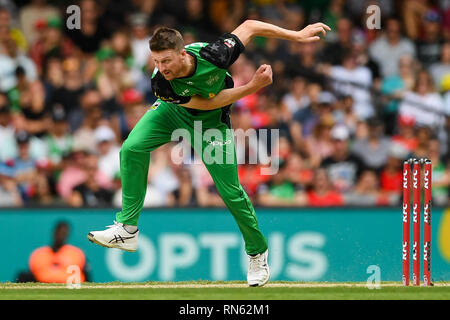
[[118, 33, 268, 254], [150, 33, 245, 107]]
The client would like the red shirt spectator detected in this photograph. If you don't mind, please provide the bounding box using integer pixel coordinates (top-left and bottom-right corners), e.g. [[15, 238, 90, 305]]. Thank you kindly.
[[307, 168, 344, 206], [307, 190, 344, 206]]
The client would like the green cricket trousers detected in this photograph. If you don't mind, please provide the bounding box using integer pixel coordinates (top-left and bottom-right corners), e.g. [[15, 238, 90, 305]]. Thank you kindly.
[[115, 101, 268, 255]]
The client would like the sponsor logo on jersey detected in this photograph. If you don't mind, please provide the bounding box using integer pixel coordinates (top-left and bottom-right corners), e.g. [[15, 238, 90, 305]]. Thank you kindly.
[[181, 89, 190, 96], [154, 93, 181, 104], [208, 139, 232, 146], [206, 74, 220, 86]]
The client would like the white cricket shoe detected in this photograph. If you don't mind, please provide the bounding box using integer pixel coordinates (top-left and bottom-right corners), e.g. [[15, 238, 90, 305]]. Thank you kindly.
[[247, 249, 270, 287], [87, 221, 139, 252]]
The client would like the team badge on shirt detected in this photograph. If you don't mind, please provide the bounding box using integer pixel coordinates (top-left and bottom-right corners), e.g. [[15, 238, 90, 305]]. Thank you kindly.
[[149, 101, 161, 110], [224, 38, 236, 48]]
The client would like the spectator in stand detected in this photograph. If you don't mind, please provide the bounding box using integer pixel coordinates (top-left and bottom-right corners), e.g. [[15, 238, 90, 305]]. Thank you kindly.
[[352, 30, 381, 86], [28, 16, 71, 77], [380, 54, 417, 135], [110, 32, 137, 92], [0, 105, 23, 207], [110, 29, 132, 63], [0, 130, 51, 205], [190, 156, 226, 208], [283, 151, 314, 188], [398, 69, 445, 129], [369, 16, 416, 78], [117, 88, 146, 140], [0, 6, 27, 52], [290, 86, 335, 154], [324, 49, 374, 120], [344, 169, 393, 206], [57, 146, 111, 202], [280, 77, 309, 120], [43, 105, 73, 199], [113, 144, 181, 208], [305, 114, 335, 168], [445, 89, 450, 156], [18, 0, 60, 46], [443, 0, 450, 41], [307, 167, 343, 207], [0, 171, 22, 207], [0, 37, 37, 92], [416, 9, 445, 68], [46, 57, 85, 132], [44, 105, 73, 166], [322, 0, 346, 37], [180, 0, 216, 42], [94, 125, 120, 183], [13, 76, 48, 138], [151, 143, 193, 206], [0, 91, 48, 163], [427, 138, 450, 206], [320, 17, 353, 66], [230, 55, 260, 112], [429, 42, 450, 90], [209, 0, 245, 34], [402, 0, 432, 41], [24, 221, 89, 283], [64, 0, 110, 55], [260, 100, 292, 151], [283, 39, 324, 85], [257, 159, 306, 207], [129, 13, 153, 98], [321, 124, 365, 193], [130, 13, 151, 72], [332, 94, 359, 135], [380, 143, 409, 201], [233, 107, 272, 171], [0, 97, 16, 162], [96, 47, 133, 104], [351, 117, 392, 171], [72, 89, 104, 154], [412, 126, 434, 159], [10, 67, 49, 132], [68, 153, 114, 207], [167, 150, 197, 207], [391, 115, 418, 152]]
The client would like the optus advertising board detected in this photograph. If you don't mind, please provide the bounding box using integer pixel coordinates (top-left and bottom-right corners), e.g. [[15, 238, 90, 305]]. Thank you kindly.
[[1, 207, 449, 283]]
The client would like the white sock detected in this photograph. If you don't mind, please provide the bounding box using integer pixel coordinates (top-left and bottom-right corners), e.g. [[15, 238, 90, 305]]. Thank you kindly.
[[123, 224, 138, 233]]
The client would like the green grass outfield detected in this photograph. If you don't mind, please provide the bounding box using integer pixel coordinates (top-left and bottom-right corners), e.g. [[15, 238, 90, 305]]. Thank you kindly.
[[1, 281, 449, 300]]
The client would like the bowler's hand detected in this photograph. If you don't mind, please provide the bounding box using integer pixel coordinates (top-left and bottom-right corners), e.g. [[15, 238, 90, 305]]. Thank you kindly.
[[250, 64, 273, 90], [297, 23, 331, 42]]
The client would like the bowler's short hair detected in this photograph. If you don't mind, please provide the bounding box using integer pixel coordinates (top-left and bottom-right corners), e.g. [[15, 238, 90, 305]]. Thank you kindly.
[[149, 27, 184, 52]]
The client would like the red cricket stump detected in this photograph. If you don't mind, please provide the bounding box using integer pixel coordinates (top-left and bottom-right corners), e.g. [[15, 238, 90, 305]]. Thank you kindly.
[[402, 161, 411, 286], [412, 160, 421, 286], [423, 160, 432, 286]]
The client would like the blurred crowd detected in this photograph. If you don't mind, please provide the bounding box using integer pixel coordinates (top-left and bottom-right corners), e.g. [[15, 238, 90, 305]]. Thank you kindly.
[[0, 0, 449, 208]]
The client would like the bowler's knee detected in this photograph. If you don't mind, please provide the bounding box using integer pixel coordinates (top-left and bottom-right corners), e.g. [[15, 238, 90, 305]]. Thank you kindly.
[[120, 138, 137, 157], [220, 186, 246, 203]]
